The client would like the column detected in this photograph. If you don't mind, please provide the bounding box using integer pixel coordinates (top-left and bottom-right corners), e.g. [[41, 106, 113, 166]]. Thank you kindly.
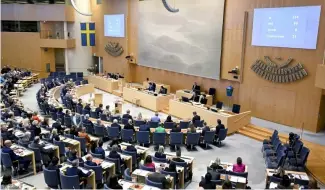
[[64, 21, 70, 74]]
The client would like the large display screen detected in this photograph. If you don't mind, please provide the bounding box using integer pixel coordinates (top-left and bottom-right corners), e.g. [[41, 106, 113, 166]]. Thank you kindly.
[[104, 14, 125, 37], [252, 6, 321, 49]]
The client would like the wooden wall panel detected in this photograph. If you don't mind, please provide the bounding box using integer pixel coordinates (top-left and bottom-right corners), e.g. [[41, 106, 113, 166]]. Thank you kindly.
[[318, 95, 325, 131]]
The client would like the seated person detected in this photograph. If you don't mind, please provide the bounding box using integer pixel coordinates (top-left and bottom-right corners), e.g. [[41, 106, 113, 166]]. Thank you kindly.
[[95, 104, 103, 117], [199, 94, 208, 105], [84, 103, 91, 112], [77, 99, 83, 108], [2, 140, 31, 173], [66, 160, 91, 183], [199, 173, 214, 189], [126, 144, 137, 152], [111, 119, 121, 132], [155, 145, 166, 159], [124, 119, 136, 132], [71, 112, 81, 127], [147, 172, 168, 189], [277, 175, 293, 189], [41, 118, 50, 129], [164, 162, 177, 173], [272, 166, 285, 178], [69, 125, 79, 137], [159, 86, 167, 94], [148, 82, 156, 92], [31, 120, 41, 137], [136, 112, 143, 121], [201, 122, 210, 137], [233, 157, 246, 173], [30, 136, 54, 165], [52, 119, 64, 135], [83, 114, 94, 128], [151, 112, 161, 122], [165, 115, 173, 123], [85, 154, 98, 166], [108, 145, 124, 166], [155, 124, 166, 133], [68, 149, 83, 163], [171, 124, 181, 133], [188, 124, 197, 133], [143, 155, 155, 168], [31, 111, 41, 122], [215, 119, 225, 138], [47, 156, 62, 188], [78, 127, 91, 150], [122, 110, 133, 121], [210, 158, 224, 170], [209, 162, 222, 180], [18, 131, 31, 145], [103, 105, 111, 118], [192, 112, 201, 125], [95, 141, 105, 159], [50, 128, 60, 142], [172, 149, 185, 163]]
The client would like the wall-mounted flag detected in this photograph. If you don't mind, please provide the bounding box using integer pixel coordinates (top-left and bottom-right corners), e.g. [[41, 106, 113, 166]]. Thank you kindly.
[[80, 22, 95, 46]]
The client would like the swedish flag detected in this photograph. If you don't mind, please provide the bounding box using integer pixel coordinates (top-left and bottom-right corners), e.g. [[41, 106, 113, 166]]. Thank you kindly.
[[80, 22, 95, 46]]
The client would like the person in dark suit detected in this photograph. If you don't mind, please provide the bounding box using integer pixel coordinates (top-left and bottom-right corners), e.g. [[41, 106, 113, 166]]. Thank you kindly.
[[30, 120, 41, 137], [47, 156, 62, 188], [154, 146, 166, 159], [122, 110, 133, 121], [192, 82, 200, 93], [83, 114, 94, 128], [215, 119, 225, 138], [85, 154, 98, 166], [172, 149, 185, 163], [29, 136, 54, 165], [108, 145, 124, 166], [171, 124, 181, 133], [52, 119, 64, 135], [199, 172, 214, 189], [199, 94, 208, 105], [95, 104, 103, 117], [66, 160, 91, 182], [95, 141, 105, 159], [201, 122, 210, 137], [165, 115, 173, 123], [147, 173, 168, 189], [2, 140, 31, 173], [69, 125, 79, 137], [126, 144, 137, 152], [124, 119, 135, 132], [192, 112, 201, 125], [77, 99, 83, 108], [209, 162, 222, 180], [159, 86, 167, 94], [111, 119, 122, 132], [68, 149, 83, 163], [84, 103, 91, 112]]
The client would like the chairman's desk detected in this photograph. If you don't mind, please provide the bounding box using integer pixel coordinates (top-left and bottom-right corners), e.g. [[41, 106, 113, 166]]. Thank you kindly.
[[143, 81, 171, 94], [88, 75, 118, 93], [169, 99, 251, 134], [123, 87, 174, 112], [176, 89, 213, 106]]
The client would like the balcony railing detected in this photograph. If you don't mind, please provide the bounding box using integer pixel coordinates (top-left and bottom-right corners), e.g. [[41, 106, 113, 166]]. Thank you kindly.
[[1, 0, 66, 4], [40, 30, 73, 39]]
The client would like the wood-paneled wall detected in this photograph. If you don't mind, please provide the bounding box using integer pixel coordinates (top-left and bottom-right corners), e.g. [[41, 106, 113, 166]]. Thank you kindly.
[[1, 32, 55, 78], [93, 0, 325, 132]]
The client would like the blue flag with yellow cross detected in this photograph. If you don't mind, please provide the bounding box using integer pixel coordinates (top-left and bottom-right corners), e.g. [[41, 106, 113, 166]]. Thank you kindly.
[[80, 22, 95, 46]]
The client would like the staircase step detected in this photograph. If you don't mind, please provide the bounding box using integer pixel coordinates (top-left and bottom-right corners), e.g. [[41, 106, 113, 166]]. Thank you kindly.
[[238, 129, 265, 141], [240, 125, 288, 143]]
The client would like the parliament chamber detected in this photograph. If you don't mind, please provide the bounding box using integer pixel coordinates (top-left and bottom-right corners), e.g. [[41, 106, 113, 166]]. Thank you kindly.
[[1, 0, 325, 189]]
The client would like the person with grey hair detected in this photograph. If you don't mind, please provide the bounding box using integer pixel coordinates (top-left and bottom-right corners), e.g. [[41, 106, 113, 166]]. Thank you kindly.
[[155, 145, 166, 159], [122, 109, 133, 121], [19, 131, 31, 144], [111, 119, 121, 132], [85, 154, 97, 166], [124, 119, 135, 132], [29, 136, 54, 166], [83, 114, 94, 129], [108, 145, 123, 165], [172, 149, 185, 163], [2, 140, 31, 172], [66, 159, 91, 182]]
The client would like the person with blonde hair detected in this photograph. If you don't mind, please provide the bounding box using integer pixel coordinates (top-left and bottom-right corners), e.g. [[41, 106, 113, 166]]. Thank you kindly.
[[155, 145, 166, 159], [50, 128, 60, 142]]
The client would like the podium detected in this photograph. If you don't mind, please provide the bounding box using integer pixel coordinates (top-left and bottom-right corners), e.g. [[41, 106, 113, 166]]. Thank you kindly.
[[115, 101, 123, 114], [94, 93, 103, 107]]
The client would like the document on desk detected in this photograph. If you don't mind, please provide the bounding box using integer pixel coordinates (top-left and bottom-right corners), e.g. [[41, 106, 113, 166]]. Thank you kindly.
[[79, 167, 89, 174], [300, 175, 309, 180]]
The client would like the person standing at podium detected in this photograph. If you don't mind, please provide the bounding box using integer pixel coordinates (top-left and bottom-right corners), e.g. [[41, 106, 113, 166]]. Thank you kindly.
[[192, 82, 200, 93]]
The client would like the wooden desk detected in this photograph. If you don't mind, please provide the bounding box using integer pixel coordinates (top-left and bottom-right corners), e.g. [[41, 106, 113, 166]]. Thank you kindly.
[[59, 136, 81, 156], [81, 156, 116, 177], [60, 163, 96, 189], [265, 169, 309, 189], [118, 179, 160, 190], [209, 160, 248, 173], [123, 87, 174, 112], [143, 81, 171, 94], [119, 142, 149, 159], [40, 140, 60, 163], [132, 169, 174, 189], [176, 89, 213, 106], [105, 150, 133, 171], [88, 75, 119, 93], [74, 84, 95, 97], [169, 99, 251, 134], [152, 161, 185, 188], [11, 144, 37, 175]]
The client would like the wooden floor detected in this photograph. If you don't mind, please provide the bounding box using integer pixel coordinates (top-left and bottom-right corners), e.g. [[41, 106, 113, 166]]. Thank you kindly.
[[239, 124, 325, 185]]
